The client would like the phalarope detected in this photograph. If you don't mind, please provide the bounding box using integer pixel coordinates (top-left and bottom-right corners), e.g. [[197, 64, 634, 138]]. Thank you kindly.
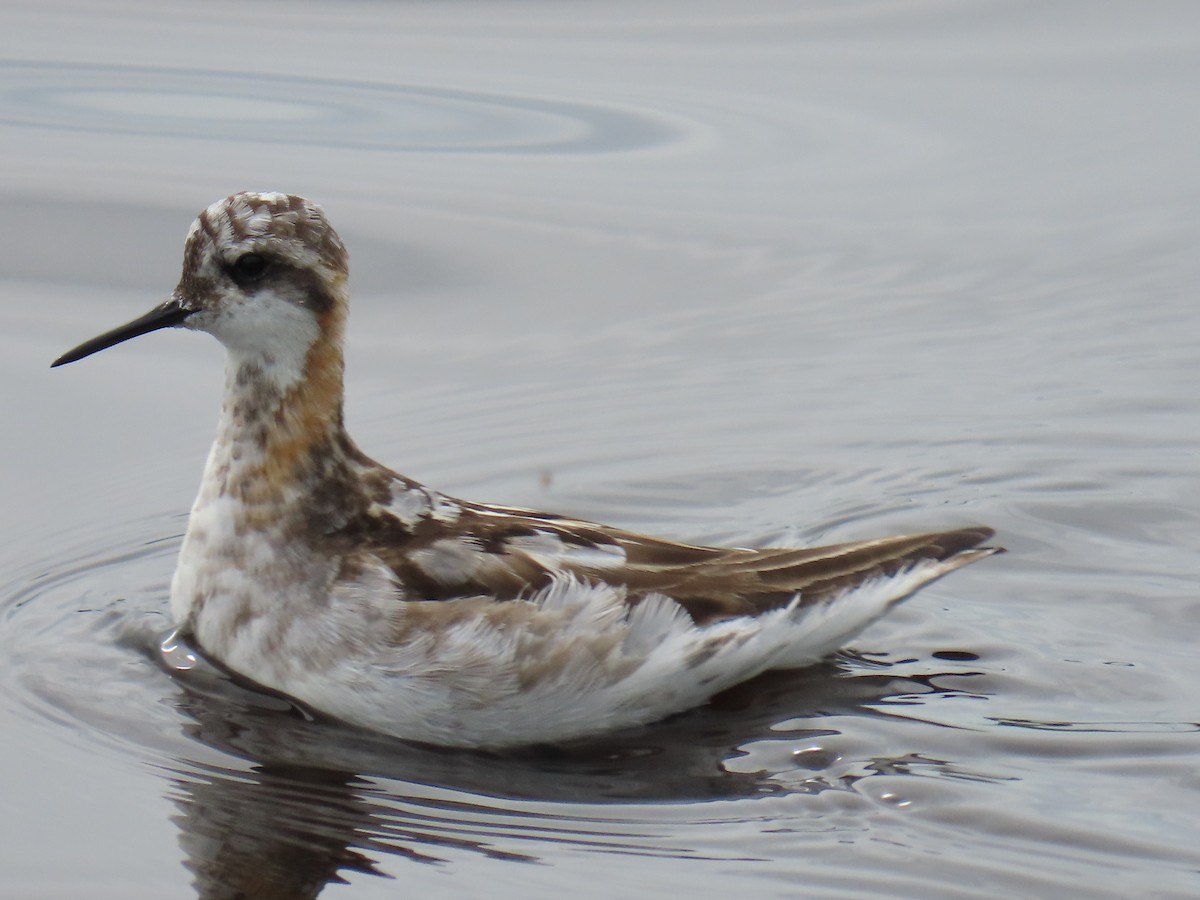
[[53, 192, 1000, 748]]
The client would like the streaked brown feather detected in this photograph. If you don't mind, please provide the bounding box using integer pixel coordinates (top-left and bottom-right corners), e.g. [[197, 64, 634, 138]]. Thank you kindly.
[[356, 482, 1000, 626]]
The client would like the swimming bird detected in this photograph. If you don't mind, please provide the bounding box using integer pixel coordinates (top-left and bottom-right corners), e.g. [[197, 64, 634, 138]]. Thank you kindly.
[[52, 192, 1000, 748]]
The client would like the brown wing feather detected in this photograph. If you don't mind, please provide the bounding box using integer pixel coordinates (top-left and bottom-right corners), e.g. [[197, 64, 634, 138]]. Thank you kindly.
[[356, 482, 1000, 626], [581, 524, 998, 624]]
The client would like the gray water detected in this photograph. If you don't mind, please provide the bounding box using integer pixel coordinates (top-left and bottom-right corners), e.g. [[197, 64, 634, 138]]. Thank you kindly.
[[1, 2, 1198, 897]]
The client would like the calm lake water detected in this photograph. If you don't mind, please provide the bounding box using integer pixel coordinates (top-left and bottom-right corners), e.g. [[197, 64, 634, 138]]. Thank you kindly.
[[2, 1, 1198, 897]]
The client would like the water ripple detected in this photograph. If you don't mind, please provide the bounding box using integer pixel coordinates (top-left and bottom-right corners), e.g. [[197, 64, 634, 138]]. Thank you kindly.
[[0, 61, 686, 154], [3, 512, 1197, 892]]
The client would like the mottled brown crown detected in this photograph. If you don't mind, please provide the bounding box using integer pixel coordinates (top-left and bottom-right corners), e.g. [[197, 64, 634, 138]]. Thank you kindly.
[[177, 192, 350, 315]]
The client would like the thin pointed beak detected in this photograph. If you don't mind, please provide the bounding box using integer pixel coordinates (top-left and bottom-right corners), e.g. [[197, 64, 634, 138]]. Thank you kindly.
[[51, 296, 194, 368]]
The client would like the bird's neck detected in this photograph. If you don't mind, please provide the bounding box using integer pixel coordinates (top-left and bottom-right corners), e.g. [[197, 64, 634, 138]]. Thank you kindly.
[[205, 328, 353, 516], [171, 325, 367, 635]]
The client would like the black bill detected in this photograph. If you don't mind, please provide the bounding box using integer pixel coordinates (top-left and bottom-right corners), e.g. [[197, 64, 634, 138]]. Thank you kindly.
[[51, 297, 193, 368]]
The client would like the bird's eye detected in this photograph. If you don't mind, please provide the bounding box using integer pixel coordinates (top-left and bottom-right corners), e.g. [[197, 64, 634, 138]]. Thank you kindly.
[[228, 253, 272, 287]]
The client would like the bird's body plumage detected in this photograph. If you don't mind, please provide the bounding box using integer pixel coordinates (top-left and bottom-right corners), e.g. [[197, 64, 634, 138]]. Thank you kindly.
[[54, 192, 1000, 748]]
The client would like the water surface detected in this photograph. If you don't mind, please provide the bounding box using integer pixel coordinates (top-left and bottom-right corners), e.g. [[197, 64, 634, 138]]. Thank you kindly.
[[1, 1, 1198, 897]]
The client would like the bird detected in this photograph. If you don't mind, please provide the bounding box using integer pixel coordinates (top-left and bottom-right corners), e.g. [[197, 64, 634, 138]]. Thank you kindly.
[[52, 192, 1001, 749]]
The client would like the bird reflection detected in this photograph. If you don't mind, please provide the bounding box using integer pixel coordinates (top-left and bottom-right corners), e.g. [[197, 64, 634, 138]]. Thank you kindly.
[[161, 637, 990, 898], [172, 764, 381, 900]]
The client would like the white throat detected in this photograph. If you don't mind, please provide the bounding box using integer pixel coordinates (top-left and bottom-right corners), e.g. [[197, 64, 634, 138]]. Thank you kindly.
[[202, 288, 321, 392]]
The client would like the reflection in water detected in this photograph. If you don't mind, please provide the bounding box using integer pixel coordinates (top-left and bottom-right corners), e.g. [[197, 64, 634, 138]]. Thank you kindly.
[[172, 765, 381, 900], [162, 638, 1000, 897]]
